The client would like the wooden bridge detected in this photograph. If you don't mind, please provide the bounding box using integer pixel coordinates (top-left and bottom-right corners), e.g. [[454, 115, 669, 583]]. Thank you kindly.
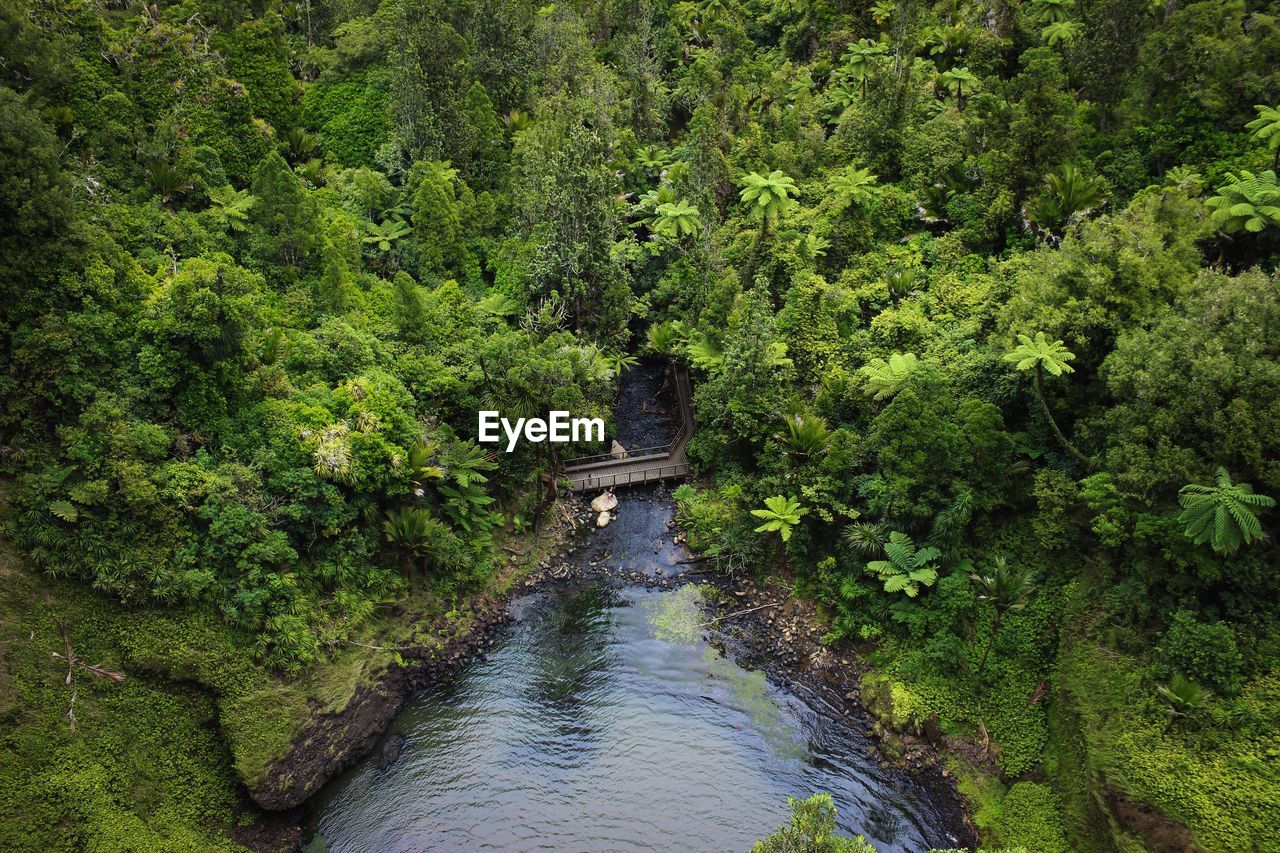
[[561, 366, 694, 492]]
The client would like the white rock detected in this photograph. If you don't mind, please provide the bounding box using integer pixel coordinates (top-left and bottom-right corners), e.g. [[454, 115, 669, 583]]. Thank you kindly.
[[596, 511, 612, 528], [590, 491, 618, 512], [610, 440, 627, 460]]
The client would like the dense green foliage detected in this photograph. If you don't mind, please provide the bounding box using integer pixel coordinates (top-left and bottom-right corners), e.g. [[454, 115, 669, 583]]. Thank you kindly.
[[2, 0, 1279, 848], [751, 794, 876, 853]]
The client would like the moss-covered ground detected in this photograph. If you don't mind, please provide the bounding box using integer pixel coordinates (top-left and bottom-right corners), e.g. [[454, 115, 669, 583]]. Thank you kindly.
[[0, 491, 558, 850]]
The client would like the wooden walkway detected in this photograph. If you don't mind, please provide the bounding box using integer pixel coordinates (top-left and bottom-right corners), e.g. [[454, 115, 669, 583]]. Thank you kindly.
[[562, 366, 694, 492]]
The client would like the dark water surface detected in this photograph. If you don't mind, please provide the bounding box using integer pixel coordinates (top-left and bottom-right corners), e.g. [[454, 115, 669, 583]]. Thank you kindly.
[[306, 491, 966, 853]]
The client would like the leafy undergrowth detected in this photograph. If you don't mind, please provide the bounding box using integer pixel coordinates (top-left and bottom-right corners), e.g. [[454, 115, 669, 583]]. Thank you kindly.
[[860, 586, 1059, 779], [0, 512, 550, 850], [0, 539, 246, 851], [853, 571, 1279, 851], [1057, 634, 1280, 851], [951, 763, 1070, 853]]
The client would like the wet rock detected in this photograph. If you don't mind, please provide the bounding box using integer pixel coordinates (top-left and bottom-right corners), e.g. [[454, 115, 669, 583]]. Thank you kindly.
[[596, 511, 612, 528], [378, 734, 407, 772], [590, 491, 618, 513]]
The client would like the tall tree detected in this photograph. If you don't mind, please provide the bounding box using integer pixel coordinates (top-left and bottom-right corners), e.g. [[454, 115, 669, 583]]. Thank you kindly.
[[1003, 332, 1092, 468], [970, 557, 1036, 676]]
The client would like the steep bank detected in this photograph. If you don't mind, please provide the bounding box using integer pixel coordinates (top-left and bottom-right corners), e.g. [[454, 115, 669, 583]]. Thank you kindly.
[[0, 480, 569, 851]]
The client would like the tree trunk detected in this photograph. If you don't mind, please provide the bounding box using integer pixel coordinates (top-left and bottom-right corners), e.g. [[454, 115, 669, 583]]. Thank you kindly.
[[1035, 365, 1093, 469], [977, 613, 1000, 677]]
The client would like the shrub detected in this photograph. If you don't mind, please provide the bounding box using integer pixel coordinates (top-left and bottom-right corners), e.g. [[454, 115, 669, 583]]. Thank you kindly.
[[1157, 610, 1245, 697]]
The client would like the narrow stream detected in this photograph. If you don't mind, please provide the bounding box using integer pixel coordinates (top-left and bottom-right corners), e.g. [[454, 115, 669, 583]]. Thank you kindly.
[[305, 365, 967, 852]]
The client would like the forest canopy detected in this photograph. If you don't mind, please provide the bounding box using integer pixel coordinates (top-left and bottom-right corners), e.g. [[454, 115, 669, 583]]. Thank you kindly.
[[1, 0, 1278, 848]]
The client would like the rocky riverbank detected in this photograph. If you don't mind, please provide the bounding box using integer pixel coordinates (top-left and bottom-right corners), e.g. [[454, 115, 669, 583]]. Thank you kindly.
[[252, 482, 977, 851]]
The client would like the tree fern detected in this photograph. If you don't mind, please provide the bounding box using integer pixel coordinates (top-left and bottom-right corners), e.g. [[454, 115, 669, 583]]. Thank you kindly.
[[1003, 333, 1092, 468], [828, 166, 879, 211], [684, 329, 725, 371], [867, 531, 941, 597], [1206, 170, 1280, 234], [207, 185, 256, 232], [858, 352, 918, 400], [1246, 104, 1280, 170], [751, 495, 808, 542], [738, 170, 800, 223], [1178, 467, 1275, 554]]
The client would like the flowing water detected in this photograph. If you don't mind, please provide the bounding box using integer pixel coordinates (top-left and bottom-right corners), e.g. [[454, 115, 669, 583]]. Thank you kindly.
[[306, 364, 967, 851]]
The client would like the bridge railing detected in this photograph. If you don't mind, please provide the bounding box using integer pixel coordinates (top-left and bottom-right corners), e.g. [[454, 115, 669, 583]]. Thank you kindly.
[[566, 461, 692, 491], [561, 438, 677, 470]]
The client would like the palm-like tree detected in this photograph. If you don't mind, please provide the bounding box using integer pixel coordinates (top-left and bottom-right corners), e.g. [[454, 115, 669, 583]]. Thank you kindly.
[[828, 166, 879, 211], [842, 521, 888, 557], [870, 0, 893, 25], [939, 66, 977, 109], [279, 127, 321, 164], [858, 352, 918, 400], [406, 437, 445, 494], [147, 161, 190, 206], [1029, 0, 1074, 23], [1246, 104, 1280, 170], [363, 219, 410, 253], [503, 109, 532, 135], [885, 268, 922, 305], [739, 170, 800, 225], [1045, 163, 1106, 219], [867, 531, 940, 597], [207, 185, 256, 232], [776, 412, 831, 459], [970, 557, 1036, 676], [652, 200, 702, 239], [839, 39, 888, 97], [1206, 170, 1280, 234], [601, 350, 640, 378], [751, 495, 808, 542], [1157, 673, 1213, 729], [384, 506, 441, 573], [1178, 467, 1275, 554], [1040, 20, 1081, 46], [1003, 332, 1092, 468]]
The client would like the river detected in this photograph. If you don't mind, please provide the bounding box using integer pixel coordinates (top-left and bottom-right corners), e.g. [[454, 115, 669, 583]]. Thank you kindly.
[[304, 364, 967, 852]]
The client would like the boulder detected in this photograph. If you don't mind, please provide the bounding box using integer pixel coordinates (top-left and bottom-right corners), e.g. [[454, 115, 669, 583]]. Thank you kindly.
[[596, 511, 612, 528], [590, 491, 618, 513], [610, 440, 627, 460], [378, 733, 407, 772]]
